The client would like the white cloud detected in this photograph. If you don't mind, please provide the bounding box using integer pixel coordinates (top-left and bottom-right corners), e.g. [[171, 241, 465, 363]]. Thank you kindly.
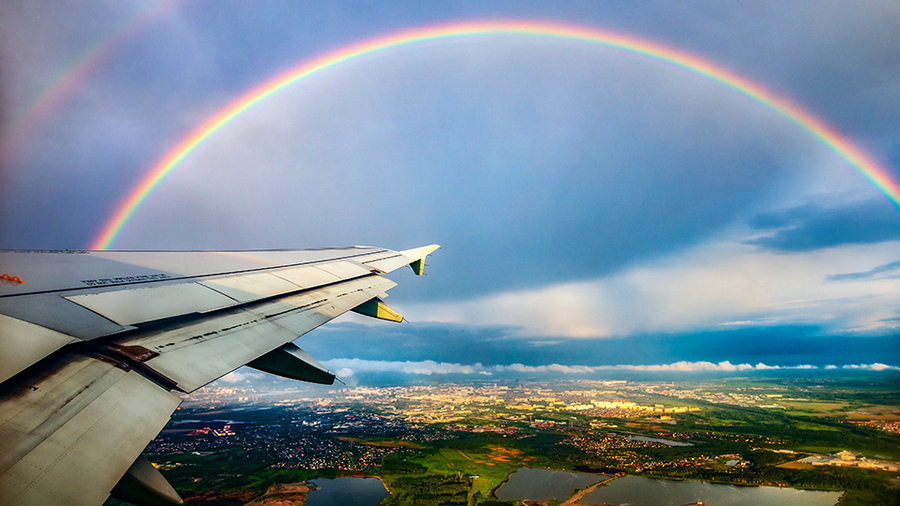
[[407, 238, 900, 338], [319, 358, 900, 375], [842, 363, 899, 371], [217, 369, 264, 383], [323, 358, 482, 376], [596, 361, 757, 372]]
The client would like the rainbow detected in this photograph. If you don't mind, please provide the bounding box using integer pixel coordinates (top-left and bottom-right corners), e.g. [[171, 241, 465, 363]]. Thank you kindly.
[[0, 1, 180, 163], [91, 20, 900, 250]]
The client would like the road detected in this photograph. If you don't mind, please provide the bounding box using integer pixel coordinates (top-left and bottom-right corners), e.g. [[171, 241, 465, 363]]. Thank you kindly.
[[559, 475, 621, 506]]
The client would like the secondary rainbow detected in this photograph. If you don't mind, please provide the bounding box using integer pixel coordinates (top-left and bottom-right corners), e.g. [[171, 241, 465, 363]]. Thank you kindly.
[[1, 1, 180, 162], [92, 20, 900, 250]]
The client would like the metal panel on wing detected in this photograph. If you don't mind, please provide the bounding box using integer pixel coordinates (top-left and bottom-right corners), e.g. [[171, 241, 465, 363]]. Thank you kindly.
[[199, 272, 301, 303], [0, 314, 76, 384], [271, 266, 340, 289], [313, 260, 373, 279], [0, 293, 128, 340], [65, 282, 237, 326]]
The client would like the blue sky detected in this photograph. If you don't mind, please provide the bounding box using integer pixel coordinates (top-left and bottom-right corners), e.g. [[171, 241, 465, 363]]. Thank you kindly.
[[1, 1, 898, 382]]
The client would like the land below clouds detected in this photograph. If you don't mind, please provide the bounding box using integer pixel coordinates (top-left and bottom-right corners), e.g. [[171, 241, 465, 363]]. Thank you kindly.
[[119, 375, 900, 506]]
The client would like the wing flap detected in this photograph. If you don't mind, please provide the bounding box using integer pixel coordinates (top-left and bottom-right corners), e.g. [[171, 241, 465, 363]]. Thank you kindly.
[[0, 355, 181, 506], [116, 275, 396, 392]]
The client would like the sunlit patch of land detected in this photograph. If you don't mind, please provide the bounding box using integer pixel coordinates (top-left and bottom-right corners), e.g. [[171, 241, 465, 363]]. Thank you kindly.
[[777, 460, 816, 470], [243, 482, 312, 506], [844, 405, 900, 421], [484, 447, 522, 463]]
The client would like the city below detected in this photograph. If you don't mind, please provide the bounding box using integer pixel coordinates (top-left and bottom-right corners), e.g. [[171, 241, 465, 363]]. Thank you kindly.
[[113, 375, 900, 506]]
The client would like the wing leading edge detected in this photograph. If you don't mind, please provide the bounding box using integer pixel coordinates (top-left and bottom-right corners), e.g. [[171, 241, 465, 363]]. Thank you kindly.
[[0, 245, 439, 506]]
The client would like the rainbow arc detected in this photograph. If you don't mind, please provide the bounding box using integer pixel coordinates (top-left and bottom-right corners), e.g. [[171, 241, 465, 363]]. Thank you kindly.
[[92, 21, 900, 250]]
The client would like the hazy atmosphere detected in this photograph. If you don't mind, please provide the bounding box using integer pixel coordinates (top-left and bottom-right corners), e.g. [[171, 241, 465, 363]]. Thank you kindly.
[[2, 1, 899, 383]]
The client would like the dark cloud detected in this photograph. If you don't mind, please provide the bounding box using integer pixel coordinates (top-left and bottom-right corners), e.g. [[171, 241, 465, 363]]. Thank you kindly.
[[828, 259, 900, 281], [746, 199, 900, 252], [299, 320, 900, 369]]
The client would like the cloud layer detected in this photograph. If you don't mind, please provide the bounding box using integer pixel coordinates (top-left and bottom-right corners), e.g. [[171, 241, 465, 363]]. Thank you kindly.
[[405, 237, 900, 337], [322, 358, 899, 377]]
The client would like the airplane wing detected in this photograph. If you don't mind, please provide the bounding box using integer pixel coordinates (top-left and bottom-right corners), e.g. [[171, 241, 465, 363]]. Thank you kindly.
[[0, 245, 439, 506]]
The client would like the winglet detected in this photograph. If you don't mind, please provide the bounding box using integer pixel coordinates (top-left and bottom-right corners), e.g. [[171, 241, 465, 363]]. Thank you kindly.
[[401, 244, 440, 276]]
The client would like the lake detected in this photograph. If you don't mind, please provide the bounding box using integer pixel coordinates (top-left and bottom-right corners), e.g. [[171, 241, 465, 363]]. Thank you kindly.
[[495, 467, 610, 502], [305, 477, 388, 506], [580, 475, 842, 506], [626, 435, 693, 447], [303, 469, 842, 505]]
